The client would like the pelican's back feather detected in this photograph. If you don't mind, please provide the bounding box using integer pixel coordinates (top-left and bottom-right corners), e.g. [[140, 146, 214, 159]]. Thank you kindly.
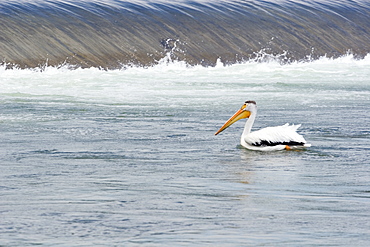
[[244, 123, 307, 147]]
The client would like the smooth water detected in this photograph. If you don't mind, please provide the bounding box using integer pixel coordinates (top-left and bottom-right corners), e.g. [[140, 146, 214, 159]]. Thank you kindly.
[[1, 0, 370, 68], [1, 55, 370, 246]]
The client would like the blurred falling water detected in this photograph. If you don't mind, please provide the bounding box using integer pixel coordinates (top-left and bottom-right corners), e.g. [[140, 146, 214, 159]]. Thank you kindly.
[[1, 0, 370, 69]]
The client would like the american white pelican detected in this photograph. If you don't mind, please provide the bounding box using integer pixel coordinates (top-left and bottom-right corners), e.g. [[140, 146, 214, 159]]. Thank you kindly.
[[215, 101, 311, 151]]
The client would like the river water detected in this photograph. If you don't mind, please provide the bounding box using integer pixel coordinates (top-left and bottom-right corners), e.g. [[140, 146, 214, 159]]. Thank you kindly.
[[1, 54, 370, 246], [1, 0, 370, 68]]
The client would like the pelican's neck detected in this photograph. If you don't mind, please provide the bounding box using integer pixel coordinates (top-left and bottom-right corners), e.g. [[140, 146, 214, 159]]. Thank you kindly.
[[242, 108, 257, 136]]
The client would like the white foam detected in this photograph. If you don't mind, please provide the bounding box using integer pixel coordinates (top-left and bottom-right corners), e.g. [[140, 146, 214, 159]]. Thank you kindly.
[[1, 53, 369, 107]]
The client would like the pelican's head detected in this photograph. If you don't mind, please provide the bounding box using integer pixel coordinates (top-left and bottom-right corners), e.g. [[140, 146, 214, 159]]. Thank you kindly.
[[215, 100, 256, 135]]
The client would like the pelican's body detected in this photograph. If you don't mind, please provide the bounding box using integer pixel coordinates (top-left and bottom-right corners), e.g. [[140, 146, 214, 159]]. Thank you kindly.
[[215, 101, 311, 151]]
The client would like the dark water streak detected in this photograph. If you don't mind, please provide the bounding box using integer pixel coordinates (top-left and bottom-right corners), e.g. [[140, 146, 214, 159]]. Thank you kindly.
[[1, 0, 370, 69]]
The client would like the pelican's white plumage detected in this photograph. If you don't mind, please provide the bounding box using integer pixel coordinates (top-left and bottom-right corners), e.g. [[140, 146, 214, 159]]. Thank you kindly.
[[215, 101, 311, 151]]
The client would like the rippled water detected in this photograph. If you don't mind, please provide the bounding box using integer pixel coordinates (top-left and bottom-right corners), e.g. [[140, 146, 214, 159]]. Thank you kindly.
[[1, 55, 370, 246]]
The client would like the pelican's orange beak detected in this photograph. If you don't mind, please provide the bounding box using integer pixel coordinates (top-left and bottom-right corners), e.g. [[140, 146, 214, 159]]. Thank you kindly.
[[215, 104, 251, 135]]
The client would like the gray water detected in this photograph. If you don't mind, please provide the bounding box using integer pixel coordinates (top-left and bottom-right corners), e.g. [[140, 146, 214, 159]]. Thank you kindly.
[[1, 56, 370, 246], [1, 0, 370, 68]]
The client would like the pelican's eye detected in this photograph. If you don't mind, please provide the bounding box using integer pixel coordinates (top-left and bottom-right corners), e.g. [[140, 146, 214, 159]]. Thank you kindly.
[[241, 104, 247, 110]]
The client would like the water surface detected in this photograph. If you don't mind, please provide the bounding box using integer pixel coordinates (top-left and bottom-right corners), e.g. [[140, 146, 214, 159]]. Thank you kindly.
[[1, 55, 370, 246]]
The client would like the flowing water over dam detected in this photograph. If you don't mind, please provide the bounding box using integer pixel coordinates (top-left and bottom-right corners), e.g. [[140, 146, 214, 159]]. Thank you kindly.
[[1, 0, 370, 68]]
